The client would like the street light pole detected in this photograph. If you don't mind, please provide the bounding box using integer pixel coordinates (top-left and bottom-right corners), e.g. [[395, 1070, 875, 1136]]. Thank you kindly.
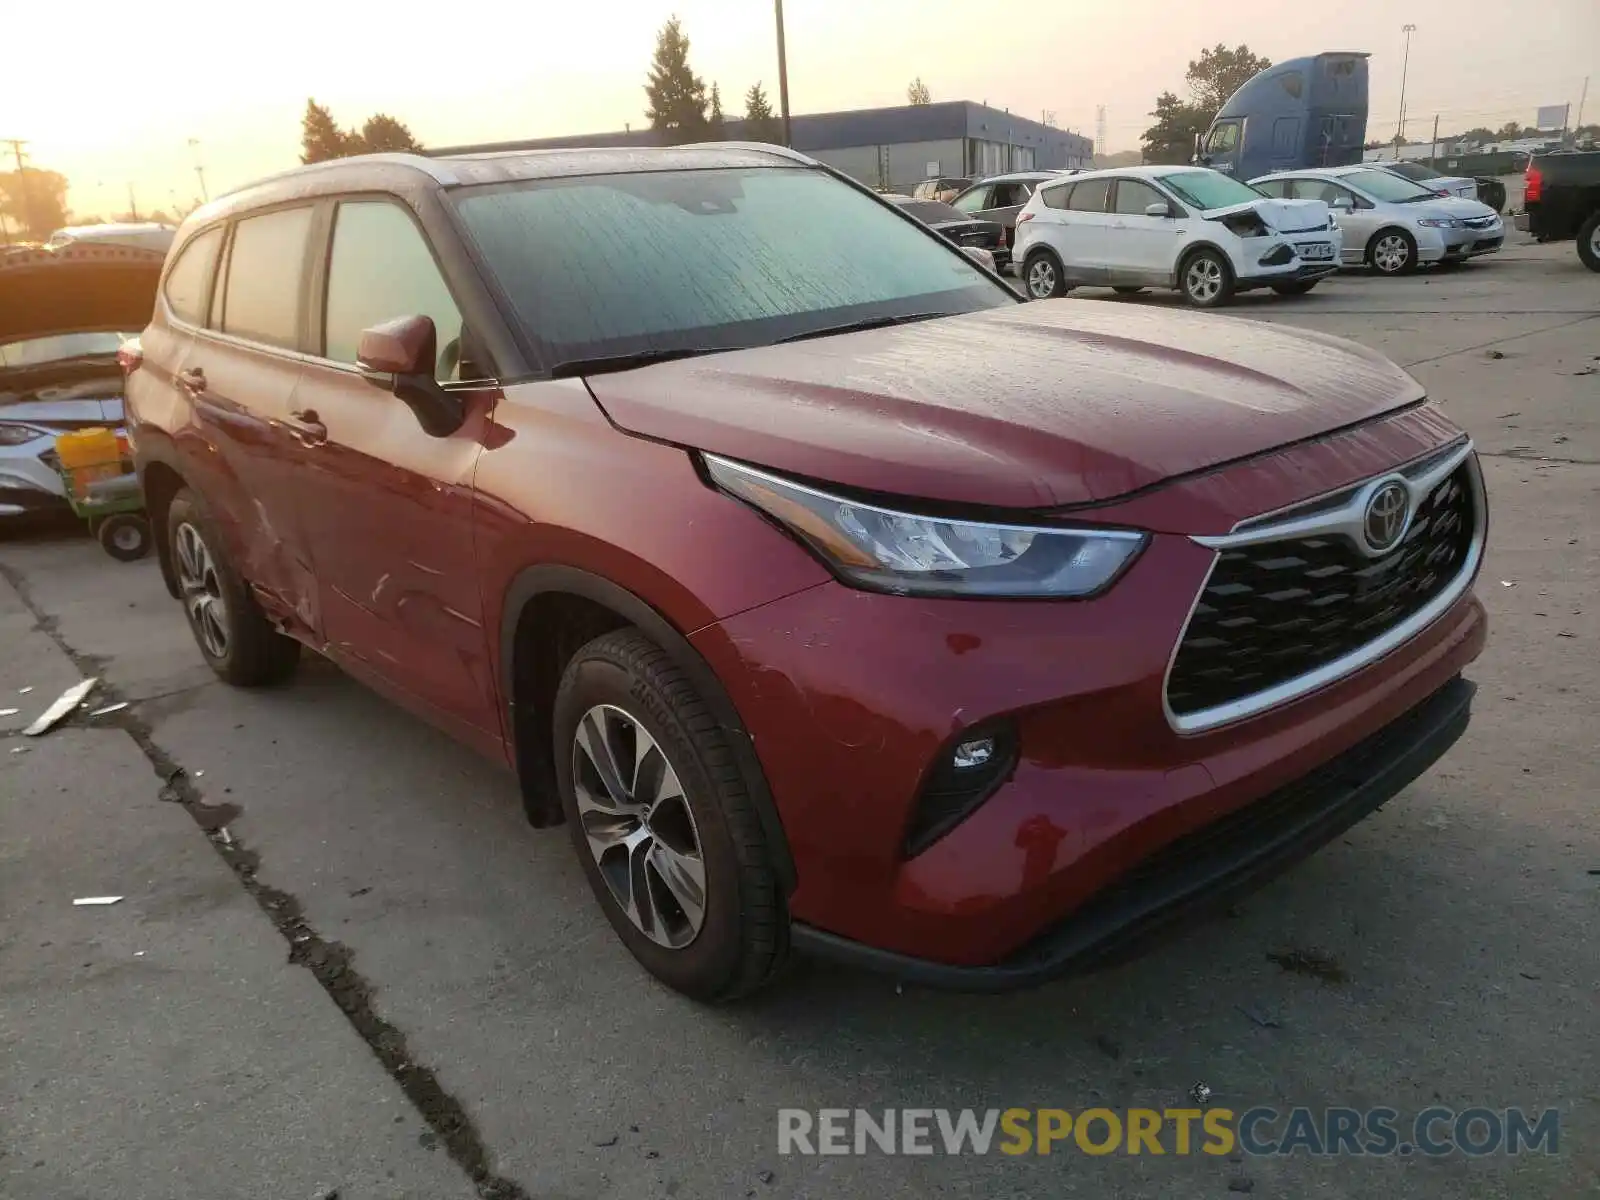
[[774, 0, 792, 147], [1396, 24, 1417, 146]]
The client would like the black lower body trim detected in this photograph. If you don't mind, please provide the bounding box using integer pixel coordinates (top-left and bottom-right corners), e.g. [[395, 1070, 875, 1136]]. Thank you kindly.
[[793, 676, 1475, 992]]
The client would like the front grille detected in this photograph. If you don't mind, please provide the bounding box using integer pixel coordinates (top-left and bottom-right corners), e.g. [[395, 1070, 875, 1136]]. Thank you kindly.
[[1167, 465, 1476, 718], [1474, 236, 1503, 251], [1463, 216, 1496, 229]]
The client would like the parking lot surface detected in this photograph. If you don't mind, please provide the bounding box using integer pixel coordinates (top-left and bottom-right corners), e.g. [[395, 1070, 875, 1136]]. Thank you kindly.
[[3, 239, 1596, 1199]]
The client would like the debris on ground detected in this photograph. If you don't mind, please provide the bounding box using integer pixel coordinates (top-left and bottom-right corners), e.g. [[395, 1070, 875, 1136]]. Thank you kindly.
[[1500, 580, 1516, 587], [72, 896, 123, 906], [758, 1170, 775, 1184], [1267, 948, 1349, 984], [0, 707, 19, 717], [1237, 1004, 1282, 1029], [10, 746, 28, 755], [1485, 349, 1505, 359], [593, 1135, 618, 1148], [1227, 1179, 1256, 1194], [18, 686, 32, 694], [88, 702, 129, 717], [23, 677, 98, 736], [1189, 1081, 1213, 1105]]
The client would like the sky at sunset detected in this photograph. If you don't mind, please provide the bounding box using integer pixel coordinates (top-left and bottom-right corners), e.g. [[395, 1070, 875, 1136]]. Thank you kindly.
[[3, 0, 1595, 222]]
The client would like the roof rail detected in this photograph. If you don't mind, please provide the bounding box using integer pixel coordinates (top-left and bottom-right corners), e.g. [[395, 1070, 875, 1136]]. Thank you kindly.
[[216, 153, 461, 201]]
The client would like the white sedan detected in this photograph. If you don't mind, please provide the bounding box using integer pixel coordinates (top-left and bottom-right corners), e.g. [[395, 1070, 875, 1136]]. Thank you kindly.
[[1012, 166, 1342, 308]]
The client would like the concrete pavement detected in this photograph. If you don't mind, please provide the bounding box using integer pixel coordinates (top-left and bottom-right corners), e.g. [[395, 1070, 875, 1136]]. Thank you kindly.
[[2, 238, 1596, 1198]]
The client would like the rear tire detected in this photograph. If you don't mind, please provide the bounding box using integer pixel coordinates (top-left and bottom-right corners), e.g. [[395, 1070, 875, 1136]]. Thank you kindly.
[[553, 629, 788, 1002], [1022, 250, 1068, 300], [1179, 248, 1235, 307], [1271, 281, 1318, 296], [166, 488, 300, 686], [1367, 228, 1418, 275], [97, 513, 151, 561], [1578, 211, 1600, 273]]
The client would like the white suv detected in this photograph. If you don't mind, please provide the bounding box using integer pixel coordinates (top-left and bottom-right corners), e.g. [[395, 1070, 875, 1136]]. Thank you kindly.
[[1012, 166, 1342, 307]]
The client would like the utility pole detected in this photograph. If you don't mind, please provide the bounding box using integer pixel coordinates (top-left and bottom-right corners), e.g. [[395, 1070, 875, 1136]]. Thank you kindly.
[[1430, 114, 1439, 163], [126, 182, 140, 221], [1396, 24, 1417, 144], [773, 0, 792, 148], [188, 138, 209, 203], [1573, 77, 1589, 145], [2, 137, 33, 238]]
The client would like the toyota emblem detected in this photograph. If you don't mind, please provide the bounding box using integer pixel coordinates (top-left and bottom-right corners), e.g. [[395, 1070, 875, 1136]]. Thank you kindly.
[[1363, 481, 1410, 553]]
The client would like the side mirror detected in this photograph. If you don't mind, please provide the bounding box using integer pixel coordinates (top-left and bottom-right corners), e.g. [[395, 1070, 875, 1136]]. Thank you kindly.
[[1144, 202, 1174, 218], [357, 315, 464, 439]]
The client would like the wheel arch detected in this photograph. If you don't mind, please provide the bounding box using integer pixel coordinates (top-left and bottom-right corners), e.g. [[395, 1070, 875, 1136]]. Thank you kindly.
[[135, 450, 189, 599], [498, 564, 797, 894], [1364, 224, 1416, 264]]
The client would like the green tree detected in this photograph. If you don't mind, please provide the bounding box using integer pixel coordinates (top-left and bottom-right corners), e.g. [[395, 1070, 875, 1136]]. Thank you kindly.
[[0, 168, 69, 240], [301, 99, 354, 163], [358, 113, 424, 154], [743, 82, 782, 144], [1140, 91, 1209, 164], [1185, 44, 1272, 114], [707, 83, 726, 140], [1459, 126, 1496, 145], [1496, 121, 1525, 140], [644, 16, 709, 145], [907, 77, 932, 106]]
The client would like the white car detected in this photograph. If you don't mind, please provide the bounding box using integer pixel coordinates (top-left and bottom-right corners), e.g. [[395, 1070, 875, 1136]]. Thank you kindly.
[[1012, 166, 1342, 308], [1250, 167, 1504, 275]]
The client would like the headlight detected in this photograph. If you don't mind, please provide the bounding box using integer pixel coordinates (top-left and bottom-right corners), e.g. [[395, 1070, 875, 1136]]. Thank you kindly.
[[705, 455, 1147, 598], [1417, 217, 1463, 228], [0, 423, 49, 447]]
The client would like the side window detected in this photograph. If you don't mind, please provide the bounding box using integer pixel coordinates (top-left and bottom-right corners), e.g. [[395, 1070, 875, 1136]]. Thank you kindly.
[[992, 182, 1033, 207], [221, 207, 314, 350], [1067, 177, 1110, 212], [163, 227, 223, 326], [1253, 179, 1289, 199], [951, 187, 991, 214], [323, 201, 464, 382], [1205, 121, 1241, 155], [1039, 183, 1074, 210], [1309, 181, 1358, 208], [1113, 179, 1166, 215]]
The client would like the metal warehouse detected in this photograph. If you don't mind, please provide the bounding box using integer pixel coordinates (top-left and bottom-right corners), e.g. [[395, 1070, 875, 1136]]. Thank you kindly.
[[428, 101, 1093, 193]]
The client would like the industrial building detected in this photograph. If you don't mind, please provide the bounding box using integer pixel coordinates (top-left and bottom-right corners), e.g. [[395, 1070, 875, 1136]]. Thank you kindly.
[[428, 101, 1093, 193]]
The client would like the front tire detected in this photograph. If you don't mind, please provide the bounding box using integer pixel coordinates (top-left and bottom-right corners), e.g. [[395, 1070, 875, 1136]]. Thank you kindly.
[[553, 629, 787, 1002], [1179, 249, 1235, 307], [1022, 250, 1068, 300], [166, 489, 300, 686], [1578, 211, 1600, 273], [1368, 228, 1418, 275]]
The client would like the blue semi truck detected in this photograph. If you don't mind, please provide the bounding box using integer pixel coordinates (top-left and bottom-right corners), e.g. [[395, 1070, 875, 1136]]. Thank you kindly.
[[1195, 52, 1371, 180]]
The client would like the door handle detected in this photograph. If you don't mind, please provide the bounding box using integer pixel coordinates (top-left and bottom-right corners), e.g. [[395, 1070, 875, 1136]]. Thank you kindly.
[[178, 367, 206, 393], [286, 408, 328, 446]]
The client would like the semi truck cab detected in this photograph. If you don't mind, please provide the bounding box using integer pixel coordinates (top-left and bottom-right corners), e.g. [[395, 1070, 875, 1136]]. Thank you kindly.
[[1197, 53, 1371, 181]]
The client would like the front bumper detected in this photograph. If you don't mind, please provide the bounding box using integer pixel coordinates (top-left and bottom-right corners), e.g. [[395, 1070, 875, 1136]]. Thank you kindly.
[[795, 675, 1476, 991], [1441, 221, 1505, 258], [0, 442, 70, 516]]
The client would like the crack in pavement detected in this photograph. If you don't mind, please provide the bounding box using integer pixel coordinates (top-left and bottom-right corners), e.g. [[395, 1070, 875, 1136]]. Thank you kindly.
[[0, 560, 531, 1200], [1399, 312, 1600, 368], [1477, 450, 1600, 466]]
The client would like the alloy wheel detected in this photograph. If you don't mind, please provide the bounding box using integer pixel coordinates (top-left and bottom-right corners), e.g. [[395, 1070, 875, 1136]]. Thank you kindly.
[[1185, 256, 1224, 303], [1373, 234, 1410, 274], [174, 521, 228, 658], [1591, 223, 1600, 257], [1026, 258, 1058, 299], [571, 703, 707, 949]]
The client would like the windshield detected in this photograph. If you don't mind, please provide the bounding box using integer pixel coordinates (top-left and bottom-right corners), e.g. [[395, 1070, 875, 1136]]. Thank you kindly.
[[0, 331, 132, 370], [1154, 170, 1265, 211], [1342, 168, 1437, 203], [1386, 161, 1441, 182], [897, 200, 967, 224], [452, 167, 1012, 370]]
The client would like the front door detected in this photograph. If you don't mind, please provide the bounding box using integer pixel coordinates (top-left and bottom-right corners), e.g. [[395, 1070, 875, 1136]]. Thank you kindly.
[[1293, 179, 1374, 264], [1107, 177, 1182, 283], [290, 197, 502, 750]]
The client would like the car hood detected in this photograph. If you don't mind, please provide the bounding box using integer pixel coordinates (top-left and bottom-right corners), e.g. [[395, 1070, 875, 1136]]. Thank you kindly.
[[582, 302, 1425, 509], [0, 245, 164, 344], [1402, 196, 1498, 222], [1206, 197, 1331, 233]]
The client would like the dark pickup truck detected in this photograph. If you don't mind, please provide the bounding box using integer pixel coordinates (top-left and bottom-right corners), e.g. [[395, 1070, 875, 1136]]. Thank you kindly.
[[1516, 149, 1600, 271]]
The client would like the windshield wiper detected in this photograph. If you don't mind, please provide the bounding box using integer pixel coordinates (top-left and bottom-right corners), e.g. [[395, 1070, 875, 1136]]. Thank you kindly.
[[775, 312, 955, 345], [548, 346, 738, 379]]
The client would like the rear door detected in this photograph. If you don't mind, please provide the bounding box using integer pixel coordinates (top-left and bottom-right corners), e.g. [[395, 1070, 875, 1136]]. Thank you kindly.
[[289, 196, 501, 749], [1058, 175, 1114, 282], [1107, 177, 1181, 282], [182, 206, 322, 631]]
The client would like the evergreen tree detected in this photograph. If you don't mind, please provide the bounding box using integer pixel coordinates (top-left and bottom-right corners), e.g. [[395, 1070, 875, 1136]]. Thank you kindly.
[[707, 83, 726, 140], [644, 16, 709, 144], [359, 113, 424, 154], [743, 82, 782, 145], [301, 99, 352, 163]]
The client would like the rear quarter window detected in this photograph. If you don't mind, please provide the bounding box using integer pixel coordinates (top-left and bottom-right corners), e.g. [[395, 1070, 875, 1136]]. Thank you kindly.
[[163, 227, 223, 326]]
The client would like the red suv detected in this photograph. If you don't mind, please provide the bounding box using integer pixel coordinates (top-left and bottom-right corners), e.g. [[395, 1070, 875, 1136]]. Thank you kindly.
[[125, 145, 1487, 1000]]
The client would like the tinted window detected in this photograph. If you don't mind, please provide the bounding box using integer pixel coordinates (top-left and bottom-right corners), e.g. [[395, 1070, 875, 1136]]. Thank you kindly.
[[951, 187, 990, 213], [1067, 178, 1110, 212], [324, 202, 463, 380], [1039, 183, 1073, 209], [1303, 180, 1359, 207], [1113, 179, 1166, 215], [164, 227, 222, 326], [221, 207, 312, 349], [1205, 122, 1240, 154], [990, 182, 1034, 208], [1252, 178, 1289, 198], [452, 166, 1010, 368]]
